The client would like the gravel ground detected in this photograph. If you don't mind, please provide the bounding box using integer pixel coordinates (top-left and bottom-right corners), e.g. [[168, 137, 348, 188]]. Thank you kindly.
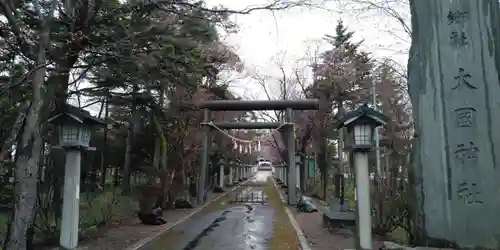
[[41, 191, 234, 250], [276, 186, 383, 250]]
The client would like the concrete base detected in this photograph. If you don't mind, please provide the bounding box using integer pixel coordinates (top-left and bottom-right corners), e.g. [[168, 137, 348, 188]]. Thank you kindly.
[[323, 199, 356, 229], [383, 241, 455, 250], [322, 211, 356, 229], [328, 198, 352, 212]]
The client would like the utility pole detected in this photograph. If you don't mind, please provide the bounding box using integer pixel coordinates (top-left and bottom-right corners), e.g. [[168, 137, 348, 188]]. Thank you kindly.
[[372, 81, 382, 178]]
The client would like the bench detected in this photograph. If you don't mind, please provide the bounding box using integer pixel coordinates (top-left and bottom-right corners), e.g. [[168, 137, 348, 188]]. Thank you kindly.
[[317, 199, 356, 230], [322, 209, 356, 229]]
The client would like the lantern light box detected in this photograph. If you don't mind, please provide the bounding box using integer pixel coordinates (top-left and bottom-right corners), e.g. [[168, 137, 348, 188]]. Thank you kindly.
[[337, 104, 388, 152], [48, 104, 106, 150]]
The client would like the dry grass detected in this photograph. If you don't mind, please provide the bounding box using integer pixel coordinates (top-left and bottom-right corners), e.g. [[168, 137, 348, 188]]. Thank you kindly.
[[263, 178, 300, 250], [147, 230, 184, 249], [203, 192, 236, 212], [203, 184, 251, 212], [147, 188, 244, 249]]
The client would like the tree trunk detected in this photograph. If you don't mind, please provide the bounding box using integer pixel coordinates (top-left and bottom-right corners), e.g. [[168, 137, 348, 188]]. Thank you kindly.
[[152, 87, 168, 206], [336, 99, 345, 201], [151, 138, 161, 185], [121, 84, 138, 195], [121, 120, 134, 195], [4, 18, 50, 249], [100, 93, 109, 187], [408, 0, 500, 247], [0, 101, 30, 170]]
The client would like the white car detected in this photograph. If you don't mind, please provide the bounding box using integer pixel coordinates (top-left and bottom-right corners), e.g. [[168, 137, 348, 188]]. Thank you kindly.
[[257, 161, 272, 171]]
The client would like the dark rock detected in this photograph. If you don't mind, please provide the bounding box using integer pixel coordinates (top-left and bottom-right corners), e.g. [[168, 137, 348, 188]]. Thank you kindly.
[[138, 207, 167, 225], [297, 196, 318, 213], [173, 197, 194, 209], [213, 186, 225, 193], [281, 184, 287, 188]]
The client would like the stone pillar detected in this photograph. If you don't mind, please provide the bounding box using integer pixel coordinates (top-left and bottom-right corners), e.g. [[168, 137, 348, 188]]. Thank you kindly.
[[219, 164, 224, 188], [296, 161, 301, 190], [229, 166, 233, 184], [283, 166, 287, 185], [409, 1, 500, 247], [235, 166, 238, 180], [198, 109, 210, 205], [354, 151, 372, 249], [60, 150, 82, 249], [286, 108, 297, 205], [300, 159, 307, 192]]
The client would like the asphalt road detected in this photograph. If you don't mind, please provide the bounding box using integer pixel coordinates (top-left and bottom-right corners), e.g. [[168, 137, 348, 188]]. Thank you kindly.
[[141, 171, 276, 250]]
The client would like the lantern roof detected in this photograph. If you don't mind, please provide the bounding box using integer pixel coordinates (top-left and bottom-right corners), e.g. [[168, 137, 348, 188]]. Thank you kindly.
[[336, 104, 388, 129], [48, 104, 106, 126]]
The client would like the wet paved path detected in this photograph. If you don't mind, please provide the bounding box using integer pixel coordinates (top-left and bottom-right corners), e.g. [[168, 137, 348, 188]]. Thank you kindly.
[[141, 172, 276, 250]]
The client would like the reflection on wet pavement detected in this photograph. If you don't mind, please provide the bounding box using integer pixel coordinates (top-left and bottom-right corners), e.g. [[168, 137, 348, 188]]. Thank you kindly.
[[188, 203, 275, 250], [141, 171, 276, 250], [233, 188, 266, 203]]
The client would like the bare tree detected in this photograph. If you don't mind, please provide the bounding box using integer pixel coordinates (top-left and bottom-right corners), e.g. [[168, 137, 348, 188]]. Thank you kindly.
[[331, 0, 411, 70], [249, 52, 314, 159]]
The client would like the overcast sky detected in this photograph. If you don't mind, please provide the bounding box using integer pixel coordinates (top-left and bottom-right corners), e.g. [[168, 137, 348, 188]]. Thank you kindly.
[[199, 0, 410, 158], [205, 0, 410, 99], [81, 0, 410, 114]]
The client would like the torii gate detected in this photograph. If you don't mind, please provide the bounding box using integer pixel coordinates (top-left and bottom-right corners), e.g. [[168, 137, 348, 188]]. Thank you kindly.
[[197, 99, 320, 206]]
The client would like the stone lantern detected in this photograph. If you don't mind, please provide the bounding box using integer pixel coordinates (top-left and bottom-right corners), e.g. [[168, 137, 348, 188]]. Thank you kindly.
[[337, 104, 387, 250], [48, 104, 105, 250]]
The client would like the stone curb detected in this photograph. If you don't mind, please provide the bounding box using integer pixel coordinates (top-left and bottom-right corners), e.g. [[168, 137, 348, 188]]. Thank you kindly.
[[125, 178, 253, 250], [271, 178, 312, 250]]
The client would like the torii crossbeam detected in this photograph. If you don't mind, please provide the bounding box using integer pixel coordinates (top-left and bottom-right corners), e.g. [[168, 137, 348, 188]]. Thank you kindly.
[[197, 99, 319, 206]]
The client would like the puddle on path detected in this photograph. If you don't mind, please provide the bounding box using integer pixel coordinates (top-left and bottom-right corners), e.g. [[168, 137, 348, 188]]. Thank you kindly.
[[142, 204, 275, 250], [142, 172, 275, 250]]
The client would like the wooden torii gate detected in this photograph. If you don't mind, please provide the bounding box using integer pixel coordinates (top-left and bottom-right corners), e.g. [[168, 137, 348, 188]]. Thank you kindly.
[[197, 99, 320, 206]]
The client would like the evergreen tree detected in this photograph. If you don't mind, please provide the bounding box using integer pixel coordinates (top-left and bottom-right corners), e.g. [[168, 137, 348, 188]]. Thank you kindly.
[[308, 19, 374, 200], [312, 19, 373, 107]]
